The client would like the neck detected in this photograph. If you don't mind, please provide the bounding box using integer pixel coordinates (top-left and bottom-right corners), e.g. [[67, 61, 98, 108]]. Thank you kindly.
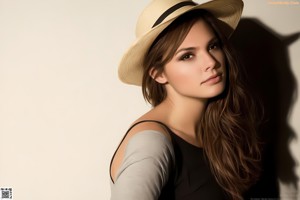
[[159, 95, 207, 138]]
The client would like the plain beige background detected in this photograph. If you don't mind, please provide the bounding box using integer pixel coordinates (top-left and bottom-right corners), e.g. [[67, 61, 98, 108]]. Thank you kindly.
[[0, 0, 299, 199]]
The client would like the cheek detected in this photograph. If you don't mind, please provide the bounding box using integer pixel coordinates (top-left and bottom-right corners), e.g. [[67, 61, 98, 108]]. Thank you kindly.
[[165, 64, 196, 84], [215, 50, 226, 67], [220, 53, 227, 78], [221, 55, 226, 68]]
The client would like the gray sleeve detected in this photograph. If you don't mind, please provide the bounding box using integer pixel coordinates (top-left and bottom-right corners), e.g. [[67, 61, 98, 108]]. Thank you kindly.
[[110, 130, 175, 200]]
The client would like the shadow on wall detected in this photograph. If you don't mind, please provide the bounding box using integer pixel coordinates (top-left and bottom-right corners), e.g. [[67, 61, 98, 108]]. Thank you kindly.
[[230, 18, 299, 199]]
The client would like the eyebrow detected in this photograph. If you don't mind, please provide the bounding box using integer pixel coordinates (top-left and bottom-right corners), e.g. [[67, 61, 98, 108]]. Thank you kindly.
[[175, 37, 218, 55], [175, 47, 196, 56]]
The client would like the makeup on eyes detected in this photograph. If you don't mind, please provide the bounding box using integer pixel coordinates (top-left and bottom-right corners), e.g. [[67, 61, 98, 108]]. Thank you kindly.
[[175, 36, 220, 57]]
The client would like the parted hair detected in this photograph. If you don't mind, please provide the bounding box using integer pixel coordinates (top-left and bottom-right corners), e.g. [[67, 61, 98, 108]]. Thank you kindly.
[[142, 10, 261, 200]]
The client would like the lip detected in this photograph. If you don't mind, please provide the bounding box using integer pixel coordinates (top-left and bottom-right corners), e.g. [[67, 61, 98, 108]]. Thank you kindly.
[[201, 73, 222, 85]]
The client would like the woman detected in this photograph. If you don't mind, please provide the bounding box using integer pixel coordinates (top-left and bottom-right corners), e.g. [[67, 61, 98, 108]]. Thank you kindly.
[[110, 0, 261, 199]]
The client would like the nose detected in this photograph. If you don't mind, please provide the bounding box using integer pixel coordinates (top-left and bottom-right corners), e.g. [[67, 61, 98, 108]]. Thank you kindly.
[[201, 52, 217, 72]]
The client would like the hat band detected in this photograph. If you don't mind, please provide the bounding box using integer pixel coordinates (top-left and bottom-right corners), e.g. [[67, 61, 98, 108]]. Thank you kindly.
[[152, 1, 197, 28]]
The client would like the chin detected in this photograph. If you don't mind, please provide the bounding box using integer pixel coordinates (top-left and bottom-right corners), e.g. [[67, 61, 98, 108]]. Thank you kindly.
[[205, 87, 225, 98]]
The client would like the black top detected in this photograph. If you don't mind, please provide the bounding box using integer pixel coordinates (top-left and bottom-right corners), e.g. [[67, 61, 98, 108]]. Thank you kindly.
[[139, 120, 228, 200], [110, 120, 228, 199]]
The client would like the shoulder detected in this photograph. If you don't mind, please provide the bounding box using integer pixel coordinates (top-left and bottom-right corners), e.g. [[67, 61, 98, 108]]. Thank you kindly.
[[123, 120, 173, 162], [111, 128, 174, 199], [110, 120, 174, 182], [127, 120, 171, 141], [121, 129, 174, 174]]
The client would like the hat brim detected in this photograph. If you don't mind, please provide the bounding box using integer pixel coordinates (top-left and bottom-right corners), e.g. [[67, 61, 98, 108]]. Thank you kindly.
[[118, 0, 243, 86]]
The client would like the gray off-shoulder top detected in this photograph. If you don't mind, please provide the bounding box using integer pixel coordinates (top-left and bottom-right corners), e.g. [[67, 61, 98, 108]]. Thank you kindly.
[[110, 130, 175, 200]]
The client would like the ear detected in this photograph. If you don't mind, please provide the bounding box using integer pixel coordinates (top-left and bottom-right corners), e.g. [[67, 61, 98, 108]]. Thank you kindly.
[[149, 67, 168, 84]]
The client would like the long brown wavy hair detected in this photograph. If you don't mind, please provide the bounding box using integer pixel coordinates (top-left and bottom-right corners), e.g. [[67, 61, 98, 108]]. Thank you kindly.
[[142, 10, 261, 200]]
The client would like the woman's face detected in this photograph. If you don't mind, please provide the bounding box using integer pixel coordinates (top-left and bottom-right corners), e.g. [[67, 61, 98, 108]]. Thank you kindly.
[[158, 19, 226, 101]]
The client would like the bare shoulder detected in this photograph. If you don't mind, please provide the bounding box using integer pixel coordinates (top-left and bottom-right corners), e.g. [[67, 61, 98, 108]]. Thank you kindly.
[[127, 120, 171, 140], [126, 106, 171, 139], [110, 119, 171, 182]]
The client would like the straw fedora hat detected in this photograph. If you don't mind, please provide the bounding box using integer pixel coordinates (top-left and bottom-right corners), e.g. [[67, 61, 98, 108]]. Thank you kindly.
[[118, 0, 244, 86]]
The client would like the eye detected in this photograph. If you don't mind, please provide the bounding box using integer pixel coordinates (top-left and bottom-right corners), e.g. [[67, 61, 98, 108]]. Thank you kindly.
[[179, 53, 194, 61], [208, 42, 220, 51]]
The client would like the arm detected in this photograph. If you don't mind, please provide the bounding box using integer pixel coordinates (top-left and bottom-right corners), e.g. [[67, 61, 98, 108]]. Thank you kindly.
[[110, 130, 175, 200]]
